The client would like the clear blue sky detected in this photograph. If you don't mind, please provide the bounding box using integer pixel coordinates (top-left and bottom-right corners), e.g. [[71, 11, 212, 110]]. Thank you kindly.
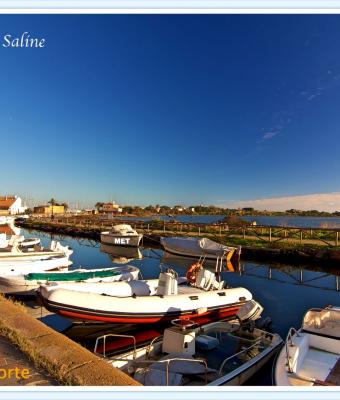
[[1, 14, 340, 208]]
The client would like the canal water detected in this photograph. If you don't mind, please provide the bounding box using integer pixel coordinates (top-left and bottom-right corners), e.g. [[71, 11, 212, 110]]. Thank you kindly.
[[20, 228, 340, 385]]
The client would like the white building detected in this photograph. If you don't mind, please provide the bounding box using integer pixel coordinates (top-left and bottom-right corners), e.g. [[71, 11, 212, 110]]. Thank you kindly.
[[0, 196, 27, 215]]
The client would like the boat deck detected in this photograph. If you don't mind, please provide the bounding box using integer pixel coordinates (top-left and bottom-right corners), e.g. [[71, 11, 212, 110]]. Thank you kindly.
[[313, 356, 340, 386]]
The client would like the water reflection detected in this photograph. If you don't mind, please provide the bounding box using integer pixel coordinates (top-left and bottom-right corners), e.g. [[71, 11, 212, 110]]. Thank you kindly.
[[100, 244, 142, 264]]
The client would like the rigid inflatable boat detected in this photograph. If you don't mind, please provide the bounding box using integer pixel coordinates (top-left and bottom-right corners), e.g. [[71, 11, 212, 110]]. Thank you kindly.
[[39, 268, 255, 324]]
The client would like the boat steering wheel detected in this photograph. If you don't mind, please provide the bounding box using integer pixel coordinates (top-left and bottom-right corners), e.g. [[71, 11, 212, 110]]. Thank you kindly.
[[171, 319, 196, 330]]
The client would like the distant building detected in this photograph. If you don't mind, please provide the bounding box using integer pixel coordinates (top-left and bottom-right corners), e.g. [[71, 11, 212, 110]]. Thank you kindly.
[[174, 205, 184, 212], [99, 202, 122, 213], [0, 196, 27, 215], [189, 207, 195, 212], [33, 205, 65, 214]]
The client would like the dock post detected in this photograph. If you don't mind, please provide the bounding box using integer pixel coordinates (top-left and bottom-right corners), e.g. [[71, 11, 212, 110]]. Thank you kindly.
[[336, 232, 339, 246], [243, 229, 246, 239], [300, 230, 303, 244], [219, 226, 222, 237], [198, 227, 201, 236], [163, 223, 165, 233], [336, 276, 339, 291], [269, 227, 272, 242], [300, 269, 303, 283]]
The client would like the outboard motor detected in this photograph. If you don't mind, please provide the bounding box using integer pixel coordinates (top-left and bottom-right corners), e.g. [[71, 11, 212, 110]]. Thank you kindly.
[[237, 300, 263, 323]]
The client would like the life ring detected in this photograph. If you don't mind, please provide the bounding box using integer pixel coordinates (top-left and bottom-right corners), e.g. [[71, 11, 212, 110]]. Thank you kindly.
[[186, 262, 202, 285]]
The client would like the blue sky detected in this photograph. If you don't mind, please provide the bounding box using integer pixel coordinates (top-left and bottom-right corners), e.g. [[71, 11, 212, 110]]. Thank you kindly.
[[1, 14, 340, 210]]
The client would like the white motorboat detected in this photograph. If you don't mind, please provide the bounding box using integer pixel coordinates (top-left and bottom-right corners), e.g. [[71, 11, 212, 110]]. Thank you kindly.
[[160, 237, 241, 263], [0, 234, 40, 249], [0, 239, 72, 263], [39, 268, 258, 324], [0, 265, 140, 295], [0, 256, 71, 275], [101, 224, 143, 247], [274, 306, 340, 386], [95, 313, 282, 386]]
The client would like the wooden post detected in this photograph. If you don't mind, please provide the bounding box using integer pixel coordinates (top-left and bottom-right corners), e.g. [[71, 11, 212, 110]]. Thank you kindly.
[[269, 227, 272, 242], [300, 230, 303, 244], [336, 276, 339, 291], [198, 227, 201, 236], [147, 223, 150, 232], [243, 229, 246, 239], [269, 267, 272, 279], [163, 223, 165, 233], [336, 232, 339, 247], [300, 269, 303, 283], [219, 226, 222, 237]]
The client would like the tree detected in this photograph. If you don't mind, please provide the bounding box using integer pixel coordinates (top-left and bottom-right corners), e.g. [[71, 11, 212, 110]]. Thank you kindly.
[[48, 198, 56, 220], [95, 202, 104, 212]]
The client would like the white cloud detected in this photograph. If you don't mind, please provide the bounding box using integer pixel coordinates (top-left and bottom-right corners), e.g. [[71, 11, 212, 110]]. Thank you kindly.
[[223, 192, 340, 212], [262, 131, 278, 140]]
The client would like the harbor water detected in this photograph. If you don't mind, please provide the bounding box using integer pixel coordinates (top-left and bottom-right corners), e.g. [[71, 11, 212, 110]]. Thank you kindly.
[[20, 228, 340, 385]]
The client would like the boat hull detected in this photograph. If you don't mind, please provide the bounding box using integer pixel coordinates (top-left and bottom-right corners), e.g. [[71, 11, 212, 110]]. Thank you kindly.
[[39, 285, 252, 324]]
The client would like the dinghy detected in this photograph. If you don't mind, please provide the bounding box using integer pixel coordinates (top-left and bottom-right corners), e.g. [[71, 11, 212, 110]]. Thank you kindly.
[[0, 265, 140, 295], [0, 255, 72, 275], [96, 315, 282, 386], [39, 268, 256, 324], [0, 238, 72, 262], [274, 306, 340, 386], [101, 224, 143, 247], [160, 237, 241, 263]]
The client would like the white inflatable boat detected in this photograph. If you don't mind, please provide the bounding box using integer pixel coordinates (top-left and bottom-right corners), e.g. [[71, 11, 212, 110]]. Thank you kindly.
[[39, 268, 255, 324]]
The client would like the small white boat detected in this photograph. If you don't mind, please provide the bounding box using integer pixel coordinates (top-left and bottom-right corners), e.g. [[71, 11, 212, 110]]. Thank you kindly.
[[0, 255, 72, 275], [39, 268, 256, 324], [0, 239, 72, 263], [95, 314, 282, 386], [0, 265, 140, 295], [274, 306, 340, 386], [101, 224, 143, 247], [19, 237, 41, 248], [161, 237, 241, 263]]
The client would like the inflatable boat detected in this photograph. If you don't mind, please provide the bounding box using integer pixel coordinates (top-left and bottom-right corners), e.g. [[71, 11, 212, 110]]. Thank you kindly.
[[39, 268, 256, 324]]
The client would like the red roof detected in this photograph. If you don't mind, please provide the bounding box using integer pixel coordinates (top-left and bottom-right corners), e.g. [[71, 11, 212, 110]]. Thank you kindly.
[[0, 197, 17, 210]]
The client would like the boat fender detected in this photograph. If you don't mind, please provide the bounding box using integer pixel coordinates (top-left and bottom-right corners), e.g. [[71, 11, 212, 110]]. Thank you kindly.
[[186, 262, 202, 285]]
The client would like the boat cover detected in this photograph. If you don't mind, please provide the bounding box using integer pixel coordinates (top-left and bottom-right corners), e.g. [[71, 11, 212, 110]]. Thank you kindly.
[[161, 237, 235, 257], [25, 269, 120, 282]]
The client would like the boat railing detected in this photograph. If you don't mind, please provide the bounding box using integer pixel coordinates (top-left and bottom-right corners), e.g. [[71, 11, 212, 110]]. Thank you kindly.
[[218, 338, 263, 376], [130, 357, 208, 385], [94, 333, 137, 359], [145, 335, 163, 358], [285, 327, 300, 373]]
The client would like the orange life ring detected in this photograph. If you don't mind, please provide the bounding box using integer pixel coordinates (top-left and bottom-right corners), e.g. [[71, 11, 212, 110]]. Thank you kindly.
[[186, 262, 202, 285]]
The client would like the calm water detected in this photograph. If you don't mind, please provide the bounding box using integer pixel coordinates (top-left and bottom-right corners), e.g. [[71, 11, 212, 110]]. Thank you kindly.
[[21, 228, 340, 385], [114, 214, 340, 228]]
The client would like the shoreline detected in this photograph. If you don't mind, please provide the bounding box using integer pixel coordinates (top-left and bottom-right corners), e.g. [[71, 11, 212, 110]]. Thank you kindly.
[[17, 219, 340, 267]]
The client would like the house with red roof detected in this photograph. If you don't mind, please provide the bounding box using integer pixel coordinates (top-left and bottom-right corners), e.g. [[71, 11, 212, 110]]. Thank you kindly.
[[0, 196, 27, 215]]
